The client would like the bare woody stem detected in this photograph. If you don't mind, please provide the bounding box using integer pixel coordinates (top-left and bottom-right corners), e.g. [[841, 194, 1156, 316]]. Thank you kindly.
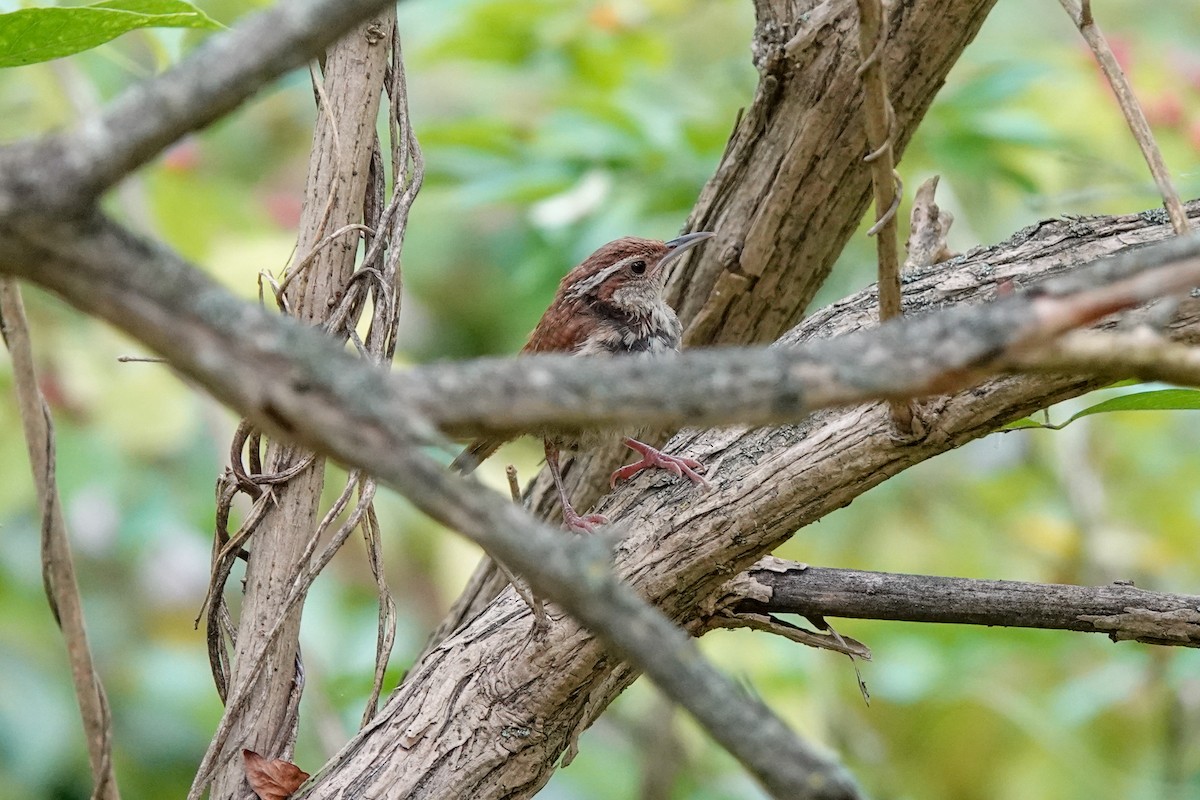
[[1059, 0, 1190, 235], [1008, 329, 1200, 387], [199, 11, 398, 800], [729, 560, 1200, 648], [0, 280, 120, 800], [855, 0, 912, 429]]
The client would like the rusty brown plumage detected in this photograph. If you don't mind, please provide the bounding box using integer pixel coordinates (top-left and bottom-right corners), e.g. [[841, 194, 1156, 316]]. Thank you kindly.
[[451, 231, 715, 531]]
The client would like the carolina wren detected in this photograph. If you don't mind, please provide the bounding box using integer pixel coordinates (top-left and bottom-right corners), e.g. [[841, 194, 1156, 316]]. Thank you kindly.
[[452, 231, 715, 532]]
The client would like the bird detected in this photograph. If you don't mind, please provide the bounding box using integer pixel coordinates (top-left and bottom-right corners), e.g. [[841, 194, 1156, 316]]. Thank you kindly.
[[451, 231, 715, 533]]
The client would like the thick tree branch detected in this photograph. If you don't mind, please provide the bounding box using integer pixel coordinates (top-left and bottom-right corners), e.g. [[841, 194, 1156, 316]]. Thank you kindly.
[[725, 559, 1200, 648], [0, 0, 402, 215], [669, 0, 997, 345], [355, 453, 863, 800]]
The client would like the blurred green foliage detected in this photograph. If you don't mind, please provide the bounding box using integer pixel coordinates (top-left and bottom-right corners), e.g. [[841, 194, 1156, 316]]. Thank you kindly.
[[2, 0, 1200, 798]]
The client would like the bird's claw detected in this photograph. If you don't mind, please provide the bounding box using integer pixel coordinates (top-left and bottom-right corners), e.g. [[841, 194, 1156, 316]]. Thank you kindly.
[[610, 448, 710, 489], [563, 509, 609, 534]]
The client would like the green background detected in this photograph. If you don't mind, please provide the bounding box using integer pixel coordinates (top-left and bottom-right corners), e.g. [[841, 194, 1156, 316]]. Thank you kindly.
[[2, 0, 1200, 798]]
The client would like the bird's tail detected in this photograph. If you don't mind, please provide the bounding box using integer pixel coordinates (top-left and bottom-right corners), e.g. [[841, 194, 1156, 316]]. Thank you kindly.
[[450, 438, 507, 475]]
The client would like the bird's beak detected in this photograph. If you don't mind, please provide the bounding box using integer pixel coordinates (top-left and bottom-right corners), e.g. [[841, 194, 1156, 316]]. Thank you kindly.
[[659, 231, 715, 272]]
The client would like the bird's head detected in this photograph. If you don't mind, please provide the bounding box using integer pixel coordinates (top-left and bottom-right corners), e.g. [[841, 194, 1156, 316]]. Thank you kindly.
[[561, 231, 714, 316]]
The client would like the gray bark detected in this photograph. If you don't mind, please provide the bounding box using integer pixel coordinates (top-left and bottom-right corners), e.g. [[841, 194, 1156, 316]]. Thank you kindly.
[[728, 558, 1200, 647], [207, 14, 396, 800]]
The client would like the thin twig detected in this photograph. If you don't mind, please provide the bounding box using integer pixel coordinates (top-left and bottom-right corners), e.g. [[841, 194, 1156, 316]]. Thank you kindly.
[[499, 465, 548, 633], [1059, 0, 1190, 235], [855, 0, 912, 431], [116, 354, 166, 363], [714, 611, 870, 659], [0, 279, 120, 800], [360, 501, 397, 727], [276, 223, 375, 303]]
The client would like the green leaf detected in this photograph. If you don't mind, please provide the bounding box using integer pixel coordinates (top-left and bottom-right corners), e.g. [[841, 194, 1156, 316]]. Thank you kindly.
[[1001, 417, 1048, 430], [1003, 388, 1200, 431], [1062, 388, 1200, 421], [0, 0, 221, 68]]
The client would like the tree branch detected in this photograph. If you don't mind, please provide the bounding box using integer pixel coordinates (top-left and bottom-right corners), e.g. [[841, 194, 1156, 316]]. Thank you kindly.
[[0, 280, 119, 799], [1010, 328, 1200, 386], [725, 559, 1200, 647], [670, 0, 997, 345], [1058, 0, 1190, 235], [2, 212, 1200, 462], [0, 0, 402, 215]]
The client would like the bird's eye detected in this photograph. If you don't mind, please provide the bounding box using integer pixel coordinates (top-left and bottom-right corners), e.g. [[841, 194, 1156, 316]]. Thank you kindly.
[[630, 260, 647, 275]]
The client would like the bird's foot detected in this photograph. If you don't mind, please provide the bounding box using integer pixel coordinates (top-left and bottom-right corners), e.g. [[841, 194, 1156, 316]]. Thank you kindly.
[[563, 507, 609, 534], [610, 438, 710, 489]]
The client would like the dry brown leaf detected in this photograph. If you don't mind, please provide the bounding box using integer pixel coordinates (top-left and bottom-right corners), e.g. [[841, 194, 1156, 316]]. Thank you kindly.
[[243, 749, 310, 800]]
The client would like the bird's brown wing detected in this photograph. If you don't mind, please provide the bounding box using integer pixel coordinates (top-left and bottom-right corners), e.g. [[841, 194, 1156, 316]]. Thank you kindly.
[[523, 302, 594, 354], [453, 304, 592, 472]]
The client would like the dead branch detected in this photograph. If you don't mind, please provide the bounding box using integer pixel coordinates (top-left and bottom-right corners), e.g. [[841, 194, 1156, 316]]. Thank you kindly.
[[1058, 0, 1190, 235], [727, 559, 1200, 648], [904, 175, 955, 269], [1009, 328, 1200, 386], [855, 0, 911, 430], [854, 0, 902, 315], [0, 280, 119, 800]]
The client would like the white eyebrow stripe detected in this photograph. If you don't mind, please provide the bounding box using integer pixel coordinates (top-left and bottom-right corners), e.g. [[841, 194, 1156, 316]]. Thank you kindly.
[[566, 259, 632, 299]]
